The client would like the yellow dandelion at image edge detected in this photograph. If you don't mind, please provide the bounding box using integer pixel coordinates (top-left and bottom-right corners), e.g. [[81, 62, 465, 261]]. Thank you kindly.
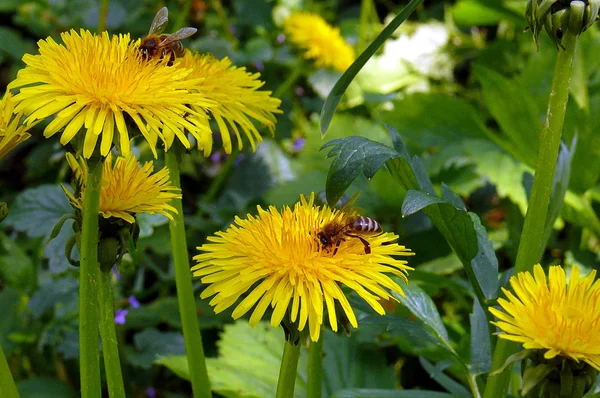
[[192, 194, 414, 342], [284, 12, 355, 72], [490, 264, 600, 370], [7, 29, 214, 158], [63, 153, 181, 223], [0, 92, 33, 160]]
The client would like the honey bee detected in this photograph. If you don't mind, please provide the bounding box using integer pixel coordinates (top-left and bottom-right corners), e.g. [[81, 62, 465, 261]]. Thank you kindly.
[[316, 193, 382, 255], [139, 7, 197, 64]]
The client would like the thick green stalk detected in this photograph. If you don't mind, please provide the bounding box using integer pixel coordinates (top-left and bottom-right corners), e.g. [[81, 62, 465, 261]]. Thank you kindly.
[[99, 271, 125, 398], [483, 30, 578, 398], [0, 347, 19, 398], [165, 149, 211, 398], [276, 340, 301, 398], [80, 158, 103, 398], [307, 337, 323, 398]]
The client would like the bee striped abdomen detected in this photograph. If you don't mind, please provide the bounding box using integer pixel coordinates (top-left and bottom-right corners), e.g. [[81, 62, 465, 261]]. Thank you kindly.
[[352, 217, 382, 233]]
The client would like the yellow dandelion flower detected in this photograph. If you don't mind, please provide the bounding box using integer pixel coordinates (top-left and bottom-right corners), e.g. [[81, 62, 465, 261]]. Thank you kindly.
[[8, 29, 213, 158], [284, 12, 355, 72], [173, 52, 282, 155], [490, 264, 600, 370], [63, 153, 181, 223], [0, 92, 33, 160], [192, 193, 413, 342]]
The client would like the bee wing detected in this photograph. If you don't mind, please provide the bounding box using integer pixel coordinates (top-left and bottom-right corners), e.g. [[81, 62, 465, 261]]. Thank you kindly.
[[169, 27, 198, 41], [159, 28, 198, 47], [339, 191, 361, 213], [148, 7, 169, 36]]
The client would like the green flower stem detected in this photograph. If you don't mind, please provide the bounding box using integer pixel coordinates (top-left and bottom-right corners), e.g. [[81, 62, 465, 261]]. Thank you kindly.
[[483, 30, 579, 398], [80, 157, 103, 398], [98, 271, 125, 398], [274, 66, 304, 99], [165, 149, 211, 398], [307, 337, 323, 398], [276, 340, 301, 398], [0, 347, 19, 398], [97, 0, 109, 33]]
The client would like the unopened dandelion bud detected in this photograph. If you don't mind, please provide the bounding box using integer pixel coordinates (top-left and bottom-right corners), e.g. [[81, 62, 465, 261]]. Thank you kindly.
[[98, 237, 120, 273], [528, 0, 600, 48]]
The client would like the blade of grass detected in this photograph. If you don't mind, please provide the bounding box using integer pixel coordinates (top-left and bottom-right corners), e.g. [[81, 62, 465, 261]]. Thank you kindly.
[[319, 0, 424, 135]]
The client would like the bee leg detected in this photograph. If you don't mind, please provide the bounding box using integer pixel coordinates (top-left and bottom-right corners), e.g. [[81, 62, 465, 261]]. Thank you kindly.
[[332, 238, 345, 256], [347, 234, 371, 254]]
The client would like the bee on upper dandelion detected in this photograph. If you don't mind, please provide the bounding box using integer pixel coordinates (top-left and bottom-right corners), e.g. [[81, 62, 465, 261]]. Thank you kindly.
[[139, 7, 197, 65], [6, 23, 281, 159], [284, 11, 355, 72], [192, 193, 414, 342]]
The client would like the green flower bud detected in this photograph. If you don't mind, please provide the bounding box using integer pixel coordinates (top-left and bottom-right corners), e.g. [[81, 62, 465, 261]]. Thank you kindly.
[[527, 0, 600, 48], [98, 237, 120, 273]]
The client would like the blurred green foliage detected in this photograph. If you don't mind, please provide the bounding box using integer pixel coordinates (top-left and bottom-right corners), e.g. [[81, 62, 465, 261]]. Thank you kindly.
[[1, 0, 600, 397]]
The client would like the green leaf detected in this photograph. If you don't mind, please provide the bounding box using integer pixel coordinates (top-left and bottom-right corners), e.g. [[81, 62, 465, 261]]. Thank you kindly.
[[470, 213, 499, 301], [333, 389, 460, 398], [43, 218, 78, 274], [0, 288, 20, 349], [452, 0, 523, 26], [473, 65, 540, 166], [126, 329, 186, 369], [470, 299, 492, 375], [541, 141, 574, 252], [125, 297, 182, 329], [320, 0, 424, 134], [156, 321, 308, 397], [419, 358, 471, 397], [322, 330, 395, 395], [137, 213, 169, 238], [396, 283, 450, 347], [28, 277, 78, 318], [0, 233, 34, 291], [3, 184, 72, 238], [17, 377, 77, 398], [402, 190, 478, 264], [380, 94, 490, 149], [522, 364, 556, 396], [322, 137, 400, 205], [464, 140, 531, 214]]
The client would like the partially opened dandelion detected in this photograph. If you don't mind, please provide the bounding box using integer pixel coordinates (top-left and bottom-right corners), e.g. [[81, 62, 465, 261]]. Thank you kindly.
[[171, 52, 282, 155], [192, 193, 414, 343], [284, 11, 355, 72], [63, 152, 181, 224], [490, 264, 600, 396], [0, 92, 33, 160]]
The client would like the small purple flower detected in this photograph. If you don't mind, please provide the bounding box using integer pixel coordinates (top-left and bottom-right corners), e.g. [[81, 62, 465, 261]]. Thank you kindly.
[[229, 25, 238, 36], [292, 137, 306, 152], [295, 86, 305, 96], [128, 296, 140, 308], [210, 152, 222, 163], [146, 387, 157, 398], [254, 61, 264, 71], [111, 265, 121, 280], [114, 309, 128, 325], [277, 33, 285, 44], [234, 153, 245, 167]]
